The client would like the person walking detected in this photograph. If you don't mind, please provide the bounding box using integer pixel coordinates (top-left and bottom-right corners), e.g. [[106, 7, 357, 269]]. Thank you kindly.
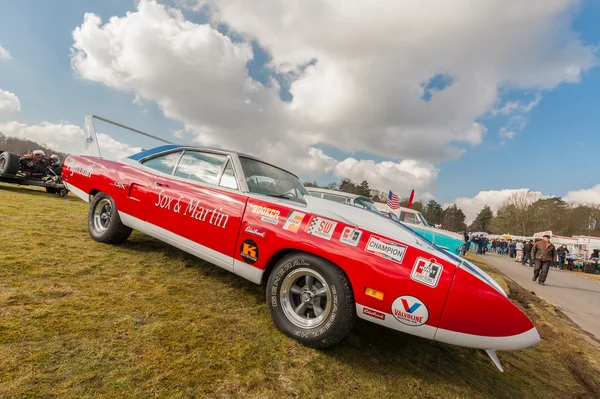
[[556, 244, 569, 269], [515, 240, 524, 262], [531, 235, 557, 286], [522, 240, 533, 266]]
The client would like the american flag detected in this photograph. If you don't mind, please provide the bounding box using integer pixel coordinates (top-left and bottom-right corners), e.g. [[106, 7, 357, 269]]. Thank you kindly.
[[387, 190, 400, 210]]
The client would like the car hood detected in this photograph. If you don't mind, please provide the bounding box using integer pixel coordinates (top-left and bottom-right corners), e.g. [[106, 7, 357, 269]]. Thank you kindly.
[[304, 196, 460, 265]]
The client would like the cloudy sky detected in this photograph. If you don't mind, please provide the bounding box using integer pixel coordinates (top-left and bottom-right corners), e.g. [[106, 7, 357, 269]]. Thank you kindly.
[[1, 0, 599, 221]]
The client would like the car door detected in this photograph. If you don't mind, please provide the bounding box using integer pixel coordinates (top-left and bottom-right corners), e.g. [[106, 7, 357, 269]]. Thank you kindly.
[[143, 149, 248, 270]]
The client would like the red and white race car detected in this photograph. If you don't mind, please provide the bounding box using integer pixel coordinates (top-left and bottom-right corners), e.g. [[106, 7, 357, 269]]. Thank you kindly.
[[62, 144, 539, 371]]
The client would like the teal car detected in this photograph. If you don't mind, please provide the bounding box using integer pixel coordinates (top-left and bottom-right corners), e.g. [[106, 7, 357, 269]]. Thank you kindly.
[[379, 208, 465, 255]]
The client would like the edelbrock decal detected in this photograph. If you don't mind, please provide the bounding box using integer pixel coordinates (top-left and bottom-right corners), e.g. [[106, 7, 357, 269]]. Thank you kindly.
[[364, 235, 407, 264], [362, 307, 385, 320], [391, 295, 429, 326], [244, 225, 267, 240], [411, 257, 443, 288]]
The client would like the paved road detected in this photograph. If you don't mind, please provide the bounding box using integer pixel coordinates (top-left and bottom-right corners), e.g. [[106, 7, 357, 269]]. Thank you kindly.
[[483, 253, 600, 341]]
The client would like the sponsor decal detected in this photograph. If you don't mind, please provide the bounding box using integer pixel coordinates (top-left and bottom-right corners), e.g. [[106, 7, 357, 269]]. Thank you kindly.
[[240, 239, 259, 264], [65, 158, 95, 178], [282, 210, 305, 233], [362, 307, 385, 321], [114, 182, 126, 189], [244, 225, 267, 240], [339, 227, 362, 247], [411, 257, 443, 288], [305, 216, 337, 240], [251, 204, 280, 225], [391, 296, 429, 326], [364, 235, 407, 264], [153, 191, 229, 228]]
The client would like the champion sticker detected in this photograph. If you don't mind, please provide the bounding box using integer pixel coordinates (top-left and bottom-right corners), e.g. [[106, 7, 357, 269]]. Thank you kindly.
[[364, 235, 407, 264]]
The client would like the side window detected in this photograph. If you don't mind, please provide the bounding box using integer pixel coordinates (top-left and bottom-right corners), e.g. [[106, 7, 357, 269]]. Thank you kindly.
[[141, 151, 183, 175], [174, 151, 228, 185], [219, 160, 238, 190], [322, 193, 347, 204], [400, 211, 419, 225]]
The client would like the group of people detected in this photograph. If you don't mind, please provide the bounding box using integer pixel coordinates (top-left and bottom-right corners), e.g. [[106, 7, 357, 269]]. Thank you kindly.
[[461, 233, 571, 286], [462, 233, 489, 254]]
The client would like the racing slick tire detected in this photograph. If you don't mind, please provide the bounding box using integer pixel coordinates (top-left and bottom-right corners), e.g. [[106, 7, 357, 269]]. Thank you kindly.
[[267, 252, 356, 348], [0, 151, 20, 176], [88, 192, 132, 244]]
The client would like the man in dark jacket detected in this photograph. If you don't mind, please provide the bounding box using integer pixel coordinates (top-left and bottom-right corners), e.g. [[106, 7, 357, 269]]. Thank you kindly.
[[531, 235, 557, 286], [556, 244, 569, 269], [522, 240, 533, 266]]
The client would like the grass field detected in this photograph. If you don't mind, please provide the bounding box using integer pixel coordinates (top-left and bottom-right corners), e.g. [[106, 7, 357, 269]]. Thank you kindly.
[[1, 183, 600, 399]]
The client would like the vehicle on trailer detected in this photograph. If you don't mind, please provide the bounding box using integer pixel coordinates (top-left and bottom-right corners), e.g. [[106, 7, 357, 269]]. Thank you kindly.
[[0, 149, 67, 196], [62, 116, 539, 372]]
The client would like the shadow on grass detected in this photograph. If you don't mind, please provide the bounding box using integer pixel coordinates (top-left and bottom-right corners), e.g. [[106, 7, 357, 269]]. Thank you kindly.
[[0, 183, 78, 201], [117, 234, 533, 398]]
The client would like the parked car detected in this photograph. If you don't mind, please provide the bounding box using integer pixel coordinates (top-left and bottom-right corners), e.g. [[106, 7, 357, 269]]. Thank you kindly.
[[374, 203, 465, 254], [63, 144, 538, 370]]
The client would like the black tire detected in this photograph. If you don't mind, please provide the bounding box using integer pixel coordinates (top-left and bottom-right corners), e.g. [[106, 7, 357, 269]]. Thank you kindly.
[[0, 152, 20, 176], [267, 252, 356, 348], [46, 187, 58, 194], [88, 192, 132, 244]]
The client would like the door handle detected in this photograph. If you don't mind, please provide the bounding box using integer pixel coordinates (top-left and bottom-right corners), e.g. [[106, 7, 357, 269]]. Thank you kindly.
[[154, 181, 169, 188]]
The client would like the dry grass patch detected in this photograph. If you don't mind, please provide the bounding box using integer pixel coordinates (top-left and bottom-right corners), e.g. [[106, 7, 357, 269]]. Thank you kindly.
[[1, 183, 600, 398]]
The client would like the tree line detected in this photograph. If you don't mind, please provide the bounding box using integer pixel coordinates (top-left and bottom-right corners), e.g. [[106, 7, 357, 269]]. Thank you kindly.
[[0, 132, 68, 161], [305, 179, 600, 236]]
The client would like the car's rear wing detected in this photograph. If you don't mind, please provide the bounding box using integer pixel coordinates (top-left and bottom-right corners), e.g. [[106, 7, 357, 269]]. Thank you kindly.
[[83, 115, 174, 159]]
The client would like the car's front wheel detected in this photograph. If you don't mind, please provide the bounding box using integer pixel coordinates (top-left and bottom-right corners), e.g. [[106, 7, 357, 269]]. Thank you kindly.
[[267, 252, 356, 348], [88, 192, 132, 244]]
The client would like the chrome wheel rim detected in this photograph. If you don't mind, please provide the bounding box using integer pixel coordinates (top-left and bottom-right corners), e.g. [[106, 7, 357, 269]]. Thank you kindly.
[[93, 198, 112, 233], [0, 157, 5, 173], [280, 267, 332, 329]]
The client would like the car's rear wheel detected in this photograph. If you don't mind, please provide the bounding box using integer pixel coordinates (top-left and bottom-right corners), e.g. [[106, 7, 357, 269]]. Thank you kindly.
[[267, 252, 356, 348], [88, 192, 132, 244], [0, 152, 20, 176]]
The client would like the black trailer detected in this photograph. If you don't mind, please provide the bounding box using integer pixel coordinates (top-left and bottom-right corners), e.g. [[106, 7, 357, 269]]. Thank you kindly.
[[0, 149, 68, 197]]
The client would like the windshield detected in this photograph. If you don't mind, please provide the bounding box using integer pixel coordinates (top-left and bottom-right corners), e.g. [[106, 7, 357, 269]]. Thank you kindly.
[[417, 212, 430, 227], [239, 157, 308, 204], [353, 197, 380, 214]]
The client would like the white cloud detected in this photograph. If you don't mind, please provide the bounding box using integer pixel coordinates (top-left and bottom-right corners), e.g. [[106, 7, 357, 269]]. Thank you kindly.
[[69, 0, 596, 183], [495, 94, 542, 116], [0, 45, 11, 61], [0, 90, 21, 116], [449, 188, 545, 224], [333, 158, 439, 197], [564, 184, 600, 205], [0, 121, 140, 160]]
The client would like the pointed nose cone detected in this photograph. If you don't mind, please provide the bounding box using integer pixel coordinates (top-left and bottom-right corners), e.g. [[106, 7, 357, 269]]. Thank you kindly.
[[434, 264, 540, 351]]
